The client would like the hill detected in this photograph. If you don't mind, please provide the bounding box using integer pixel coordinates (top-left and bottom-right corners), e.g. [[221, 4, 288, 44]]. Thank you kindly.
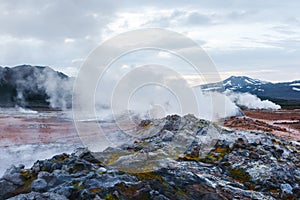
[[0, 65, 72, 109]]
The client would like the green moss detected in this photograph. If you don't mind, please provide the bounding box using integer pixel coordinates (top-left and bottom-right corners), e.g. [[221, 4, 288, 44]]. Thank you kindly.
[[99, 152, 132, 166], [174, 186, 190, 199], [52, 153, 69, 162], [20, 169, 36, 183], [181, 154, 201, 162], [9, 169, 37, 197], [21, 170, 37, 188], [228, 167, 251, 183], [198, 147, 229, 163], [134, 172, 164, 182], [212, 147, 230, 161], [72, 180, 84, 190], [180, 144, 231, 164], [139, 120, 152, 127], [198, 154, 217, 163], [104, 193, 117, 200]]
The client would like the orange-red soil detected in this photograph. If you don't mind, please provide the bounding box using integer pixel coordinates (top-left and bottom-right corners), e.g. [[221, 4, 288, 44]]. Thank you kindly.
[[0, 116, 79, 147], [0, 114, 137, 147], [222, 109, 300, 141], [1, 109, 299, 147]]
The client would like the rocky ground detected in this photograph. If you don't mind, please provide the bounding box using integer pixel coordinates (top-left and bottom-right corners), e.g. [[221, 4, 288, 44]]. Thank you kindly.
[[222, 109, 300, 141], [1, 114, 300, 199]]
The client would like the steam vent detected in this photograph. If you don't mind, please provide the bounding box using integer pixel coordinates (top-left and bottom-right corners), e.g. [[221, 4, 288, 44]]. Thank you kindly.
[[1, 115, 299, 199]]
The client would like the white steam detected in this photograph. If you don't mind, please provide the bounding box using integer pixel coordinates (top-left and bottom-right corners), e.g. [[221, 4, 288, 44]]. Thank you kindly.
[[197, 91, 244, 119], [0, 106, 38, 115], [42, 70, 73, 109], [16, 106, 38, 114], [92, 86, 279, 122], [12, 66, 73, 109], [90, 64, 233, 122], [0, 142, 82, 176], [225, 91, 281, 110], [87, 62, 279, 122]]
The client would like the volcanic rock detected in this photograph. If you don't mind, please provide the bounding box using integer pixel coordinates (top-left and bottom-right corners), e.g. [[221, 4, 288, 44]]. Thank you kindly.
[[0, 114, 299, 199]]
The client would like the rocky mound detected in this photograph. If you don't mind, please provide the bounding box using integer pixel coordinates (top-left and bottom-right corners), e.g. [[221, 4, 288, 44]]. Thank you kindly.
[[1, 115, 300, 199]]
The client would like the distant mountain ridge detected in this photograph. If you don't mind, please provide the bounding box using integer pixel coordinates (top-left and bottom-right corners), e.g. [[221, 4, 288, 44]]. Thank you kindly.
[[0, 65, 72, 109], [1, 65, 299, 109], [198, 76, 300, 108]]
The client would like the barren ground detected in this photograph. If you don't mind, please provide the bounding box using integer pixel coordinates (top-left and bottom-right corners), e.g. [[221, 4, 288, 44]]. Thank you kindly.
[[1, 109, 299, 147], [222, 109, 300, 141]]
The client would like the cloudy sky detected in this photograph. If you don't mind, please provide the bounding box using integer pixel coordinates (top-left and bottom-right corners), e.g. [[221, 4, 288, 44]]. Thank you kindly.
[[0, 0, 299, 83]]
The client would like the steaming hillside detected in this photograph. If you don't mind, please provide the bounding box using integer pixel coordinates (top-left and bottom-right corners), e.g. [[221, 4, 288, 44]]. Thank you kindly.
[[0, 65, 295, 112], [198, 76, 300, 108], [0, 65, 72, 109]]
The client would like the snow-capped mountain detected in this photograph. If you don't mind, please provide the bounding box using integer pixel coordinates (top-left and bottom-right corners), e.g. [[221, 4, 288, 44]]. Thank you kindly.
[[198, 76, 300, 107], [289, 81, 300, 92], [200, 76, 269, 92], [223, 76, 269, 90]]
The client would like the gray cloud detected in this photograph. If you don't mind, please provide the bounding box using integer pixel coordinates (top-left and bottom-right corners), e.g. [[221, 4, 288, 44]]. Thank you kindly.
[[0, 1, 114, 40], [142, 10, 213, 28], [0, 0, 299, 82], [210, 47, 300, 82], [185, 11, 212, 25]]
